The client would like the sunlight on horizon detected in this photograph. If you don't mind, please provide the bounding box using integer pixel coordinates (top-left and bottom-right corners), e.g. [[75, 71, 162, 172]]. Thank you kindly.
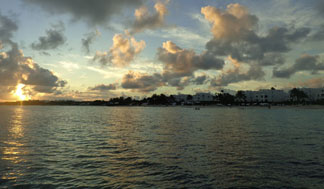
[[14, 84, 30, 101]]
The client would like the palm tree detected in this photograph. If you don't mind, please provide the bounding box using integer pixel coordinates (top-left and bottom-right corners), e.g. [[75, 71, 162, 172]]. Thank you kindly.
[[290, 88, 308, 103], [235, 90, 246, 102]]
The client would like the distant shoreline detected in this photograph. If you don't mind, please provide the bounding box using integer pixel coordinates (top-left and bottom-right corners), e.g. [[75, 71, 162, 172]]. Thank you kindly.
[[1, 104, 324, 109]]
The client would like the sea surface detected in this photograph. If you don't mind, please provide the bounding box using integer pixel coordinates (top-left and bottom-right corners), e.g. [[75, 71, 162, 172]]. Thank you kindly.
[[0, 106, 324, 188]]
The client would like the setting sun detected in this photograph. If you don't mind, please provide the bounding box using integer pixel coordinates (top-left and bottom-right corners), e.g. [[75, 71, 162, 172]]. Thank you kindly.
[[14, 84, 29, 101]]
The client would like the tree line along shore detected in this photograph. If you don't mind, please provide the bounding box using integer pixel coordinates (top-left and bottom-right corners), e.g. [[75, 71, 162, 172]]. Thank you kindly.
[[1, 88, 324, 106]]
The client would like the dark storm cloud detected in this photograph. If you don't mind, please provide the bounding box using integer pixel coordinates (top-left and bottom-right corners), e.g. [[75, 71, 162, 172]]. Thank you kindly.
[[121, 71, 164, 92], [89, 84, 117, 91], [24, 0, 143, 26], [273, 54, 324, 78], [0, 12, 18, 43], [82, 30, 100, 54], [0, 43, 67, 93], [31, 22, 66, 50]]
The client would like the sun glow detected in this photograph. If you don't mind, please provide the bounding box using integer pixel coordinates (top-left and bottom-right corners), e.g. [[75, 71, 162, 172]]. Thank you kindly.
[[14, 84, 30, 101]]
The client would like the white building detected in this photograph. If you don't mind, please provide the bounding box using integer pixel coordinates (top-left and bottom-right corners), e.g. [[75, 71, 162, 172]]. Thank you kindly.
[[173, 94, 189, 102], [300, 88, 324, 101], [243, 89, 289, 103], [193, 93, 213, 102]]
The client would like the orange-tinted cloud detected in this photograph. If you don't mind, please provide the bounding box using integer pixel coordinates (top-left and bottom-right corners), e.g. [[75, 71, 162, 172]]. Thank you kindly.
[[201, 4, 258, 41], [0, 43, 66, 100], [293, 77, 324, 88], [121, 71, 164, 92], [93, 32, 146, 67], [132, 0, 169, 33], [211, 57, 265, 87], [89, 83, 117, 91], [158, 41, 224, 77]]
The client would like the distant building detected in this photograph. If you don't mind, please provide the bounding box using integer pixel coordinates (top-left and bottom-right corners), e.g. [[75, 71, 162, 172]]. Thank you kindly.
[[173, 94, 189, 102], [300, 88, 324, 101], [193, 93, 213, 102], [243, 89, 289, 103]]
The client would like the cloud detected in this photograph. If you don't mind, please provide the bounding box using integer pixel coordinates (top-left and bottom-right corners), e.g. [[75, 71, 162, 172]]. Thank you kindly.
[[131, 3, 315, 90], [0, 86, 17, 100], [31, 22, 66, 50], [121, 71, 164, 92], [156, 41, 224, 89], [192, 74, 208, 85], [40, 51, 51, 56], [158, 41, 224, 77], [86, 66, 122, 79], [89, 83, 117, 91], [211, 64, 265, 87], [193, 3, 314, 87], [309, 24, 324, 41], [0, 43, 66, 97], [93, 32, 145, 67], [82, 30, 100, 54], [259, 27, 310, 52], [24, 0, 143, 26], [290, 77, 324, 88], [201, 4, 258, 41], [0, 12, 18, 43], [316, 0, 324, 16], [0, 13, 66, 99], [167, 76, 191, 90], [131, 0, 169, 33], [202, 4, 310, 67], [273, 54, 324, 78], [59, 61, 80, 72], [205, 26, 310, 65]]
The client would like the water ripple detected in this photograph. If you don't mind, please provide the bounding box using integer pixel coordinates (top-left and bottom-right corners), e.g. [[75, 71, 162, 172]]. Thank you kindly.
[[0, 106, 324, 188]]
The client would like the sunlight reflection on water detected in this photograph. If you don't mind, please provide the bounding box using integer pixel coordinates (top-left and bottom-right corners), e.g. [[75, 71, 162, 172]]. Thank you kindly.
[[1, 106, 26, 181]]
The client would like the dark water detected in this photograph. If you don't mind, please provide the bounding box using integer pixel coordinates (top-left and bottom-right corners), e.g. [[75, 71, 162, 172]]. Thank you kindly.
[[0, 106, 324, 188]]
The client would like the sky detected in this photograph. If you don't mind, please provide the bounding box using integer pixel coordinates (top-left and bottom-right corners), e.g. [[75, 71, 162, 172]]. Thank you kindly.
[[1, 0, 324, 101]]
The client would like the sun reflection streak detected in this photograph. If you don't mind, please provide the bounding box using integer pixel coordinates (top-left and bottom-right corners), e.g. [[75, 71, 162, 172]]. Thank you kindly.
[[1, 106, 27, 181]]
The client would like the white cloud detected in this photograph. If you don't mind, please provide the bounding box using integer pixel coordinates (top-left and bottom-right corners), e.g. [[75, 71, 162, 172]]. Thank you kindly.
[[86, 66, 122, 79], [59, 61, 80, 71], [190, 13, 212, 31], [145, 26, 210, 51]]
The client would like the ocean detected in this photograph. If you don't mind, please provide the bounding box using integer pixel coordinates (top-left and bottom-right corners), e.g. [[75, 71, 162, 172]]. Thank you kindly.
[[0, 106, 323, 188]]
